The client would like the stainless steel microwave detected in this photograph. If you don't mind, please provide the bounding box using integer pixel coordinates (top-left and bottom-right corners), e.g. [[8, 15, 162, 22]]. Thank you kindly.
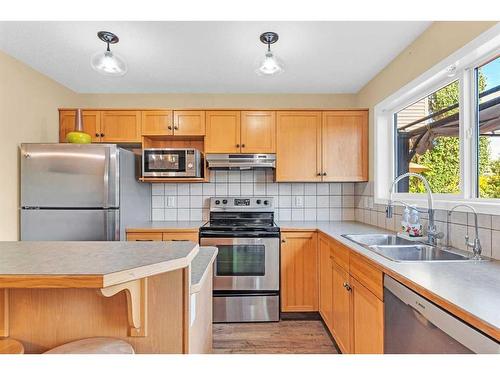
[[142, 148, 202, 177]]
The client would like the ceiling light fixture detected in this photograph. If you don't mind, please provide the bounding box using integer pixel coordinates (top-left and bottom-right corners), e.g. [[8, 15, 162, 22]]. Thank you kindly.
[[90, 31, 128, 77], [256, 32, 284, 76]]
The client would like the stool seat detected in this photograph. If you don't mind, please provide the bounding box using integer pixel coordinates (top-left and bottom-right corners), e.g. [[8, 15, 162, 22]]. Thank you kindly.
[[0, 338, 25, 354], [44, 337, 134, 354]]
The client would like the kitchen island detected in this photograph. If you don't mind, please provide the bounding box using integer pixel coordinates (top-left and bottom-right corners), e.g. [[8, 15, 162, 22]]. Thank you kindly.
[[0, 241, 216, 354]]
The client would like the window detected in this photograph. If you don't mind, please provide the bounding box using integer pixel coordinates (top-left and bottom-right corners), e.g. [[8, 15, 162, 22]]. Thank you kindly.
[[394, 81, 461, 194], [476, 55, 500, 199], [373, 25, 500, 214]]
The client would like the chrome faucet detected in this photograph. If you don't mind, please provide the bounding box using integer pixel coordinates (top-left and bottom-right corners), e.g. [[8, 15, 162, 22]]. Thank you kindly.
[[386, 172, 443, 246], [446, 204, 482, 260]]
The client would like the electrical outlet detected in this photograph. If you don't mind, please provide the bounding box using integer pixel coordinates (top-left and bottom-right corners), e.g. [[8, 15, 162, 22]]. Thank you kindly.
[[166, 196, 176, 208], [295, 196, 304, 208]]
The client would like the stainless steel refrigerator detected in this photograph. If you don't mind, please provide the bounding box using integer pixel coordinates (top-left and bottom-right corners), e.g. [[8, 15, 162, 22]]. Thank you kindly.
[[20, 143, 151, 241]]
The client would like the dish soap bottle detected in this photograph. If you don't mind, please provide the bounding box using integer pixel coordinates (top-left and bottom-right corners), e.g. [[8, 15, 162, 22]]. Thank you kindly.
[[408, 208, 422, 237], [401, 207, 410, 234]]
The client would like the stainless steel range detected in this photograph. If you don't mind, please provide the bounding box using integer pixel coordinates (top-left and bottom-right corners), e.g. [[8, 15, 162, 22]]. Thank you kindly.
[[199, 197, 280, 323]]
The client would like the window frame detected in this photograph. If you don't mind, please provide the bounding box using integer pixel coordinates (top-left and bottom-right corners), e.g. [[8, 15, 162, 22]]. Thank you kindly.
[[374, 24, 500, 215]]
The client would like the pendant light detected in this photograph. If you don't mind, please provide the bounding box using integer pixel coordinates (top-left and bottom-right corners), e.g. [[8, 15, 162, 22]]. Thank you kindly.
[[90, 31, 128, 77], [256, 32, 284, 76]]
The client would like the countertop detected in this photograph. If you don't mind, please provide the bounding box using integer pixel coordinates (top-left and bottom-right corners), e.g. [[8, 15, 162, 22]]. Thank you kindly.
[[126, 221, 206, 232], [0, 241, 199, 288], [190, 246, 218, 294], [278, 221, 500, 340]]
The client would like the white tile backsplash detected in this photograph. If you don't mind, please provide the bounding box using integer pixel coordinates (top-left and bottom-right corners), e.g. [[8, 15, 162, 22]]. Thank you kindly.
[[150, 171, 359, 224]]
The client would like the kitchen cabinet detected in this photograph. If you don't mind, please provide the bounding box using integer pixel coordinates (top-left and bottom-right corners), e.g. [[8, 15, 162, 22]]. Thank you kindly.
[[205, 111, 241, 153], [141, 110, 173, 135], [59, 110, 101, 143], [173, 110, 206, 136], [322, 111, 368, 181], [276, 111, 322, 181], [100, 111, 142, 143], [351, 277, 384, 354], [280, 231, 318, 312], [240, 111, 276, 153], [331, 261, 352, 353], [319, 234, 333, 331], [127, 230, 198, 243]]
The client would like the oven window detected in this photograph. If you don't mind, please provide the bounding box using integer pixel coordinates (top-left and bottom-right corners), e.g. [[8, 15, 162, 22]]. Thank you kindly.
[[216, 245, 265, 276]]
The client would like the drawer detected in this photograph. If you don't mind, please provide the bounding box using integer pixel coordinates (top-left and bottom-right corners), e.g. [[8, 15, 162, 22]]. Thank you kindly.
[[349, 251, 383, 300], [331, 239, 350, 271], [162, 232, 199, 242], [127, 232, 163, 241]]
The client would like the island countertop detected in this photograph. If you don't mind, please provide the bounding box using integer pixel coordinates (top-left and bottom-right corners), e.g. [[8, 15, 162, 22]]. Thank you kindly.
[[0, 241, 199, 288]]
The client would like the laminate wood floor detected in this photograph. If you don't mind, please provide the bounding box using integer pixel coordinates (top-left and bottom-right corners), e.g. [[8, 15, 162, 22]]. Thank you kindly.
[[213, 320, 339, 354]]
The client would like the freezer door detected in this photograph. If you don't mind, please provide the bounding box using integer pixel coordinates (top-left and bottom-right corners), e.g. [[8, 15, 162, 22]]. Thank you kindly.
[[20, 209, 120, 241], [20, 144, 119, 208]]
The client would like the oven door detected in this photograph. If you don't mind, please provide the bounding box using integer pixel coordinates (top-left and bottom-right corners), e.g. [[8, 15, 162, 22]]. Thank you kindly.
[[143, 149, 190, 177], [200, 236, 279, 292]]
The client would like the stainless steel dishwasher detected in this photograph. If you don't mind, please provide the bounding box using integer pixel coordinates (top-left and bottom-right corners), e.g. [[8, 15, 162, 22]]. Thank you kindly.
[[384, 275, 500, 354]]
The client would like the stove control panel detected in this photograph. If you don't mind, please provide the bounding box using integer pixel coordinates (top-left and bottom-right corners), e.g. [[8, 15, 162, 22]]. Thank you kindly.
[[210, 196, 273, 210]]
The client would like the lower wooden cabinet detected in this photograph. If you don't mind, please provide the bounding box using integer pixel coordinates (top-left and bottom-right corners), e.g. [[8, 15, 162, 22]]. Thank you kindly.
[[351, 277, 384, 354], [280, 231, 318, 312], [127, 230, 198, 243], [331, 261, 352, 353], [319, 234, 333, 330]]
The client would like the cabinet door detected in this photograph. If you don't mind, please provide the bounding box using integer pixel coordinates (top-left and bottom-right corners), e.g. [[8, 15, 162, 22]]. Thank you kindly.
[[276, 111, 322, 181], [331, 262, 352, 353], [205, 111, 241, 153], [141, 110, 173, 135], [351, 277, 384, 354], [280, 231, 318, 312], [173, 111, 206, 136], [100, 111, 142, 143], [127, 232, 163, 241], [322, 111, 368, 181], [319, 235, 334, 331], [240, 111, 276, 153], [59, 110, 101, 143], [162, 231, 199, 242]]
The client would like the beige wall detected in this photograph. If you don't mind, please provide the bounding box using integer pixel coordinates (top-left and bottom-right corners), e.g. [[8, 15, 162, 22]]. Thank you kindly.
[[356, 21, 497, 178], [0, 50, 81, 240], [79, 93, 356, 109]]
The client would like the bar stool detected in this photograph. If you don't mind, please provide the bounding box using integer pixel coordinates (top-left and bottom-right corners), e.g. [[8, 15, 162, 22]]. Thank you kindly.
[[44, 337, 134, 354], [0, 338, 25, 354]]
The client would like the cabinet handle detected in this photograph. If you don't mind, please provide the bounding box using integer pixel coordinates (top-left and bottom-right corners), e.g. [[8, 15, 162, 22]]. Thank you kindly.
[[174, 126, 179, 130], [241, 144, 245, 148], [236, 144, 240, 148], [168, 126, 172, 130], [95, 133, 100, 137], [281, 239, 286, 243], [317, 173, 322, 176], [343, 282, 352, 292], [100, 133, 105, 137], [323, 172, 327, 176]]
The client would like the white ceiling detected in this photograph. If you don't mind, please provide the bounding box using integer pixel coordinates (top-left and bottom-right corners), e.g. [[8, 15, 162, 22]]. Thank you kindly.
[[0, 21, 431, 94]]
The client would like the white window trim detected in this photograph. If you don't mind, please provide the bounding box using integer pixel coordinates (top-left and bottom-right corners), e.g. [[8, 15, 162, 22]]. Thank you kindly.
[[374, 23, 500, 215]]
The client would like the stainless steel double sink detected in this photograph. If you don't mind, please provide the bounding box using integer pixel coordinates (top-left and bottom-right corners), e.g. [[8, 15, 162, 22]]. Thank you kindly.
[[341, 234, 485, 262]]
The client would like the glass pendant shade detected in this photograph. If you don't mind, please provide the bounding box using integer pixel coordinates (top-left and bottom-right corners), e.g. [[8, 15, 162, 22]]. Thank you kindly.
[[256, 50, 284, 76], [91, 50, 127, 77]]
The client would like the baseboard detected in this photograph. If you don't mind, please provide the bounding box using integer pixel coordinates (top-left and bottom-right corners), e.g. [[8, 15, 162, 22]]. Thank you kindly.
[[280, 312, 321, 320]]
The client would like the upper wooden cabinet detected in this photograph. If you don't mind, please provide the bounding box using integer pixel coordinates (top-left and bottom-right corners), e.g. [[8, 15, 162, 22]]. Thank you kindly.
[[141, 110, 173, 135], [59, 110, 101, 143], [100, 111, 142, 143], [280, 231, 318, 312], [322, 111, 368, 181], [205, 111, 241, 153], [276, 111, 322, 181], [240, 111, 276, 153], [173, 111, 206, 136], [205, 111, 275, 154]]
